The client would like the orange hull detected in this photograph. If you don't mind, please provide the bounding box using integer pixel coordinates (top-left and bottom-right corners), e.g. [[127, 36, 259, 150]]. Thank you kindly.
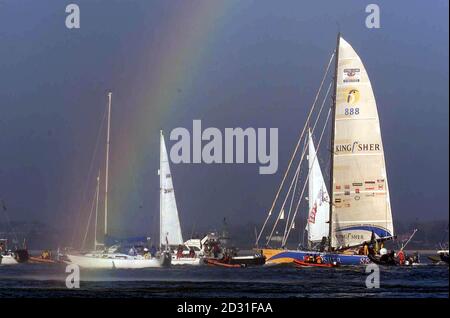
[[28, 256, 62, 264], [205, 259, 244, 268], [294, 259, 337, 268]]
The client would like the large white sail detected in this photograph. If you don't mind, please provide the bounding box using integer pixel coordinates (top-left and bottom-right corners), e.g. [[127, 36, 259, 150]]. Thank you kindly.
[[307, 130, 330, 243], [330, 36, 394, 248], [160, 130, 183, 247]]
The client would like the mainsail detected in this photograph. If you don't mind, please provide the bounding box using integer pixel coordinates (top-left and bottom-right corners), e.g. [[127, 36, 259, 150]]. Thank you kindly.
[[330, 36, 394, 248], [307, 130, 330, 243], [160, 130, 183, 247]]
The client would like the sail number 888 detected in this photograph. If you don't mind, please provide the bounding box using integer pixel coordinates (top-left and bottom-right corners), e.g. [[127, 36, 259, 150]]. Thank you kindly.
[[344, 108, 360, 115]]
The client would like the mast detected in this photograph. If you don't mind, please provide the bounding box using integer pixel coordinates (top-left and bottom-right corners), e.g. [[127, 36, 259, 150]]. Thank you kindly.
[[307, 128, 312, 250], [104, 92, 112, 236], [159, 129, 163, 250], [328, 33, 340, 251], [94, 172, 100, 250]]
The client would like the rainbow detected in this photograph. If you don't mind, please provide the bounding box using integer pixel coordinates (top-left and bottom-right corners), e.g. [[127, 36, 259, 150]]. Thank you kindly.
[[108, 2, 236, 231]]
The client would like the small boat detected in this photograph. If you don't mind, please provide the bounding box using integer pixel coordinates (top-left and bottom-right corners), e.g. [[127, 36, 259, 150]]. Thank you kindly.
[[0, 239, 29, 265], [204, 258, 245, 268], [438, 250, 449, 264], [28, 256, 61, 264], [368, 252, 397, 266], [293, 259, 338, 268], [28, 250, 65, 265], [427, 255, 442, 263]]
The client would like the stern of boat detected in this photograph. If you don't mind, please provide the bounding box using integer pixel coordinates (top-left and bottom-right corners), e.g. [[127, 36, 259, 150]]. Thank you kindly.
[[160, 251, 172, 267]]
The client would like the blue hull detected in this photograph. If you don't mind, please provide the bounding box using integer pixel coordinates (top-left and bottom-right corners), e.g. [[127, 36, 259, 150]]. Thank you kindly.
[[264, 249, 370, 266]]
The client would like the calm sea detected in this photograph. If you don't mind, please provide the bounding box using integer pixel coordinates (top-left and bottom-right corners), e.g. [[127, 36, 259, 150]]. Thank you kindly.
[[0, 260, 448, 298]]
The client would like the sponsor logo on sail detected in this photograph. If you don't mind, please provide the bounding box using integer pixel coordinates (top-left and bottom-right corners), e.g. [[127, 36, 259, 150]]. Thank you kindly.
[[335, 142, 380, 153], [343, 68, 361, 83], [345, 88, 360, 105]]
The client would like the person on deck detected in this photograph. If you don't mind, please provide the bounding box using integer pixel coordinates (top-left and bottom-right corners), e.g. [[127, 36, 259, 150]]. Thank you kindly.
[[213, 244, 220, 258], [363, 242, 369, 256], [189, 247, 195, 258], [177, 245, 183, 259], [397, 250, 405, 265]]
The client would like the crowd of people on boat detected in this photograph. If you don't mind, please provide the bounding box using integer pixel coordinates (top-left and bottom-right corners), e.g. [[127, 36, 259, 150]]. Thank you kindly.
[[303, 254, 324, 264], [127, 245, 158, 259], [175, 245, 197, 259], [356, 240, 419, 266]]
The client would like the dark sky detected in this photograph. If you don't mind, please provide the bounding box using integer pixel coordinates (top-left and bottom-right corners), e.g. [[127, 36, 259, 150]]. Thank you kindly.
[[0, 0, 448, 244]]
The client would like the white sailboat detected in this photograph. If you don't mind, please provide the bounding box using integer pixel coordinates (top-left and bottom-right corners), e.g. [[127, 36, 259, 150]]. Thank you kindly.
[[159, 130, 203, 265], [67, 93, 170, 269], [306, 129, 330, 248], [260, 34, 395, 265]]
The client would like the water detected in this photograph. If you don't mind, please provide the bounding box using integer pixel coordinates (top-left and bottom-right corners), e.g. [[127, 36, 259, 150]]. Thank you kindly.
[[0, 262, 448, 298]]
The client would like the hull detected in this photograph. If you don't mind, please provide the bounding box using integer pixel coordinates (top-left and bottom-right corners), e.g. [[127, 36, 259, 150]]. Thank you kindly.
[[205, 259, 244, 268], [0, 254, 19, 265], [439, 254, 449, 264], [229, 255, 266, 266], [67, 253, 171, 269], [28, 256, 63, 264], [294, 259, 338, 268], [171, 256, 203, 266], [262, 249, 370, 266], [368, 254, 397, 266]]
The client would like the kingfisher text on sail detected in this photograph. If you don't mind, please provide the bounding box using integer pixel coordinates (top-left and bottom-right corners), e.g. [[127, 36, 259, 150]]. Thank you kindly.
[[169, 120, 278, 175]]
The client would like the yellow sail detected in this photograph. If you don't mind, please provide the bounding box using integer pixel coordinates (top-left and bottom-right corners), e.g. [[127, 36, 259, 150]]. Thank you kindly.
[[330, 37, 394, 249]]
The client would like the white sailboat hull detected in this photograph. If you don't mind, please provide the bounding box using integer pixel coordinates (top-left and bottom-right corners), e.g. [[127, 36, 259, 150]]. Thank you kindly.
[[171, 256, 203, 266], [0, 254, 19, 265], [66, 253, 170, 269]]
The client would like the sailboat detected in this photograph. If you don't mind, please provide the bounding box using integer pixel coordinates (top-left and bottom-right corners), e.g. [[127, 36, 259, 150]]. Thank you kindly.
[[66, 93, 171, 269], [159, 130, 203, 266], [260, 34, 394, 266], [306, 129, 330, 250]]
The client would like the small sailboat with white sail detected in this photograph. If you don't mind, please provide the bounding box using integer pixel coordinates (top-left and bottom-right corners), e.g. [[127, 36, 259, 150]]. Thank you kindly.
[[66, 92, 170, 269], [258, 34, 395, 266], [159, 130, 203, 266]]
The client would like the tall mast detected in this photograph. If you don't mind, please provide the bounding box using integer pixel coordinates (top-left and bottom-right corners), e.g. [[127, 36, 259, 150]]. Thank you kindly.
[[104, 92, 112, 236], [94, 172, 100, 250], [307, 128, 312, 250], [159, 130, 163, 250], [328, 33, 340, 251]]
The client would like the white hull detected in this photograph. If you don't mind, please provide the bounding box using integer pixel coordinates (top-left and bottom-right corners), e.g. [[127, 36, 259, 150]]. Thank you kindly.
[[171, 256, 203, 266], [0, 254, 19, 265], [67, 253, 170, 269]]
